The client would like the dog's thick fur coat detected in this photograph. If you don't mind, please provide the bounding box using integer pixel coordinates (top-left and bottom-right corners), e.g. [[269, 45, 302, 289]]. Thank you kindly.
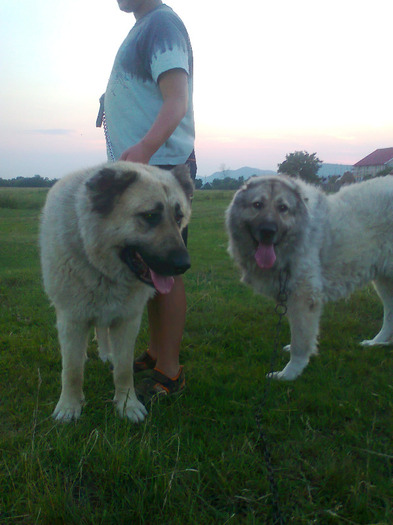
[[226, 174, 393, 380], [40, 161, 193, 422]]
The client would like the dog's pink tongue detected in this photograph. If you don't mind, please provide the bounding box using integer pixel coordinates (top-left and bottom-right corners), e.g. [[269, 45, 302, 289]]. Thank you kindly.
[[150, 271, 175, 294], [255, 243, 276, 269]]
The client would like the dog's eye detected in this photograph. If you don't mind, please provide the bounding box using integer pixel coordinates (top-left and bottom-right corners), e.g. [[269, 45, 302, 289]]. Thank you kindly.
[[253, 201, 263, 210], [141, 212, 161, 226], [278, 204, 289, 213], [175, 212, 184, 227]]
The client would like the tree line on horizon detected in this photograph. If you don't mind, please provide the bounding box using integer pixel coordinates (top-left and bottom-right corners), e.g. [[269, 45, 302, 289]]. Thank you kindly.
[[6, 151, 386, 191], [0, 174, 58, 188]]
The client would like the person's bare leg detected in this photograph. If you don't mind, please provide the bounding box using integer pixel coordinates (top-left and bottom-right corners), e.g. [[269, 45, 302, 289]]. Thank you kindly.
[[147, 276, 186, 378]]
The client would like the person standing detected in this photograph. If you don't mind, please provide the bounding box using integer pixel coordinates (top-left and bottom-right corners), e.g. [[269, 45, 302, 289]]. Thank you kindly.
[[97, 0, 196, 403]]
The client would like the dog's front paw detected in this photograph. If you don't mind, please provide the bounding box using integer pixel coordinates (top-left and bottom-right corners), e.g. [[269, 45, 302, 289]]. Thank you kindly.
[[266, 370, 296, 381], [115, 395, 148, 423], [266, 357, 308, 381], [360, 339, 374, 347], [266, 370, 287, 380], [53, 397, 84, 422]]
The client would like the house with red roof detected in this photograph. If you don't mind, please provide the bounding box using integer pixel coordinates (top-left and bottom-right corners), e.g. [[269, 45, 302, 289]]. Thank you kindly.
[[353, 147, 393, 180]]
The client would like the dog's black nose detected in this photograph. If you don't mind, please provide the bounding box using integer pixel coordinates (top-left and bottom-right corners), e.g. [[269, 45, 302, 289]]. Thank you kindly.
[[259, 222, 277, 244], [170, 249, 191, 275]]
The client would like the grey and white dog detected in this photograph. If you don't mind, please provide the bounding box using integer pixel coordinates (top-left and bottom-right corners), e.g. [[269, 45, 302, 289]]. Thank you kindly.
[[226, 174, 393, 380]]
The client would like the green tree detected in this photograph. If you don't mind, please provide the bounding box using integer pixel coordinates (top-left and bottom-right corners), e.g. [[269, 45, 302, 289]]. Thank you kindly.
[[340, 171, 356, 185], [278, 151, 322, 183]]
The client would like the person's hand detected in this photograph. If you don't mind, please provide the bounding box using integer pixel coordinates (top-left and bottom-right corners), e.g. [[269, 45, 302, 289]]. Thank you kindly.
[[119, 142, 153, 164]]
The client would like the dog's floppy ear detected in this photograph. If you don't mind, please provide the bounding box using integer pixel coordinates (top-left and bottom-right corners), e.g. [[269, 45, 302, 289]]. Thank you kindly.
[[291, 180, 310, 215], [86, 167, 138, 215], [231, 177, 258, 207], [171, 165, 194, 201], [278, 174, 310, 215]]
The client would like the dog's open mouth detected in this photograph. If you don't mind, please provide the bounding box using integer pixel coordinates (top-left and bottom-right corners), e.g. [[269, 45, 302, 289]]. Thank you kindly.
[[255, 243, 276, 269], [120, 247, 174, 294], [248, 223, 278, 270]]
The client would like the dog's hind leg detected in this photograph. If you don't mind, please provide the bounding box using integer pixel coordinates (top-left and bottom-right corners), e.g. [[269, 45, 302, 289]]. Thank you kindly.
[[268, 292, 322, 380], [53, 314, 89, 422], [110, 315, 148, 423], [360, 276, 393, 347]]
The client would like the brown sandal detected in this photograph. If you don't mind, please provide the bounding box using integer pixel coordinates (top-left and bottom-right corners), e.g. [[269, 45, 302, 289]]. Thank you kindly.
[[136, 367, 185, 405], [133, 350, 157, 373]]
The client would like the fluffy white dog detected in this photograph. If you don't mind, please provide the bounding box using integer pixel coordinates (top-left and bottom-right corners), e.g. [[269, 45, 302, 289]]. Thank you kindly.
[[226, 174, 393, 380]]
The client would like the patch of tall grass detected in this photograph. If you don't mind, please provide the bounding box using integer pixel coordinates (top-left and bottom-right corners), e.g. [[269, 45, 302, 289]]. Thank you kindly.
[[0, 187, 48, 210]]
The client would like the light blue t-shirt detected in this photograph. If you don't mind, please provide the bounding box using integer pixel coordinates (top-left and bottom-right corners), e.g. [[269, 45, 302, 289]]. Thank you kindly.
[[104, 4, 195, 165]]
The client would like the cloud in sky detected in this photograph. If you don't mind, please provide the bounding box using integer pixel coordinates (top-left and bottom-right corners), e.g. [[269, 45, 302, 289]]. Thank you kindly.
[[0, 0, 392, 179]]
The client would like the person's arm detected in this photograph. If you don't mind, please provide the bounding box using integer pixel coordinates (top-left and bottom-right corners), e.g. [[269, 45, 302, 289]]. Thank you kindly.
[[120, 68, 188, 163]]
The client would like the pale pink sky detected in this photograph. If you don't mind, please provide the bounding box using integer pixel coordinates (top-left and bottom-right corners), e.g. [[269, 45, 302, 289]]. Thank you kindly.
[[1, 0, 392, 179]]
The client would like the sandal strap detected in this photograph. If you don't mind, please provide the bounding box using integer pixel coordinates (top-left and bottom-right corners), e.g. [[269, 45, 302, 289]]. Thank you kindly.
[[133, 350, 157, 372], [151, 367, 184, 395], [136, 367, 185, 405]]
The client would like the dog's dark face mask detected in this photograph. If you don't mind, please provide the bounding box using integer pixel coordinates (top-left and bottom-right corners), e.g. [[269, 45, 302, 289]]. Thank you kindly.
[[120, 244, 190, 294]]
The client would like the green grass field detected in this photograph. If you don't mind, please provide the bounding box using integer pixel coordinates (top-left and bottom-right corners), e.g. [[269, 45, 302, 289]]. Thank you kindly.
[[0, 187, 392, 524]]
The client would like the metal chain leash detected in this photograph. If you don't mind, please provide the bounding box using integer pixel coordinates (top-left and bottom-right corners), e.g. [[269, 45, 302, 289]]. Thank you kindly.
[[255, 268, 289, 524], [102, 111, 116, 163]]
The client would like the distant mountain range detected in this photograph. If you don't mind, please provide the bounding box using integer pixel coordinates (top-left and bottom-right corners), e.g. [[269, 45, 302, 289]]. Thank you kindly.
[[200, 163, 353, 182], [201, 166, 276, 183]]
